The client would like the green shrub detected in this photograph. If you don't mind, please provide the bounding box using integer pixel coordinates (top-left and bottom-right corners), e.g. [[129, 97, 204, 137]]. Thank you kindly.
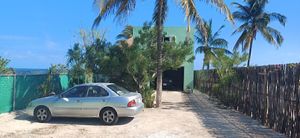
[[141, 87, 155, 108]]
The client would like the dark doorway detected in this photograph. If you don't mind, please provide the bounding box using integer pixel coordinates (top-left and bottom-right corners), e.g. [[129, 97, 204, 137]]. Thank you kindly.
[[162, 67, 184, 91]]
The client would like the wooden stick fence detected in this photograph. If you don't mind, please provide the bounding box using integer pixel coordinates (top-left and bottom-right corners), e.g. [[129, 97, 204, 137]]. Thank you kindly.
[[194, 64, 300, 138]]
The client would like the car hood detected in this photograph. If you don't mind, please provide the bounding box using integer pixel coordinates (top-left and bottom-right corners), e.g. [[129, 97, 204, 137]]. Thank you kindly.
[[31, 95, 58, 104]]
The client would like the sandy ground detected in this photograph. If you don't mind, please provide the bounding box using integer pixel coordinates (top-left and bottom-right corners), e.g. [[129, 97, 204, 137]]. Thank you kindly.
[[0, 92, 212, 138], [0, 91, 285, 138]]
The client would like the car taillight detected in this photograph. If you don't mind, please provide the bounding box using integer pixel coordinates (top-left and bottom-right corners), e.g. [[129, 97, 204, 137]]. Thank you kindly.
[[127, 100, 136, 107]]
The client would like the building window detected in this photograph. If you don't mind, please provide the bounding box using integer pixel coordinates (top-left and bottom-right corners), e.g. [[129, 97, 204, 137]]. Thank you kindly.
[[164, 36, 176, 42]]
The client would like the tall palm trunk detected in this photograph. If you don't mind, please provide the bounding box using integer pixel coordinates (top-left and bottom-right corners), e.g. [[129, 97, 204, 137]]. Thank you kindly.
[[155, 0, 164, 107], [247, 37, 254, 67], [186, 17, 191, 41]]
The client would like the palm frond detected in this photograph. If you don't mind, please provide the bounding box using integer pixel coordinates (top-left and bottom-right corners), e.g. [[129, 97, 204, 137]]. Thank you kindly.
[[223, 49, 233, 55], [195, 46, 206, 53], [251, 0, 269, 11], [179, 0, 204, 29], [249, 0, 268, 16], [210, 47, 232, 55], [195, 35, 205, 45], [211, 38, 228, 48], [92, 0, 136, 28], [269, 12, 287, 26], [260, 27, 283, 47], [116, 25, 133, 40], [260, 27, 276, 45], [233, 11, 250, 22], [207, 19, 213, 40], [232, 22, 249, 35], [194, 23, 207, 44], [115, 0, 136, 19], [206, 0, 234, 23], [266, 27, 283, 45], [212, 25, 225, 40], [234, 30, 248, 51], [231, 2, 250, 15]]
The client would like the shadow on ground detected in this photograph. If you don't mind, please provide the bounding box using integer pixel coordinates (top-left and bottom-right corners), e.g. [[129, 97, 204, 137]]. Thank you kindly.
[[181, 92, 286, 138], [161, 101, 193, 111], [14, 111, 133, 126]]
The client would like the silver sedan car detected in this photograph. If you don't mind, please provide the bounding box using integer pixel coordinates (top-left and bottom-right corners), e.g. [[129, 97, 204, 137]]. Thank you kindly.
[[25, 83, 144, 125]]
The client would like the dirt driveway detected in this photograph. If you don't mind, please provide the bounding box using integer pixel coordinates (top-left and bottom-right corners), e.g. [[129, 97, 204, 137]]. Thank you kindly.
[[0, 91, 285, 138], [0, 92, 211, 138]]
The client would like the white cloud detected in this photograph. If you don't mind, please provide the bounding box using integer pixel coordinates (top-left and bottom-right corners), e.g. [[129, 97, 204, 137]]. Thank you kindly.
[[0, 35, 35, 41], [45, 40, 58, 49]]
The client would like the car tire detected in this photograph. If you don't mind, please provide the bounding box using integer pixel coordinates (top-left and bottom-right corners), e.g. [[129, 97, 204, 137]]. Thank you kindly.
[[100, 108, 118, 125], [34, 106, 52, 123]]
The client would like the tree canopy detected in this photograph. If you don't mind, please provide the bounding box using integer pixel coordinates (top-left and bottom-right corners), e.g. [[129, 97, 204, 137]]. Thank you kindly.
[[0, 56, 13, 74]]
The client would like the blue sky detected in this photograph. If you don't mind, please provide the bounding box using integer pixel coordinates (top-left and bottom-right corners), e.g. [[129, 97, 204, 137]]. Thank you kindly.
[[0, 0, 299, 70]]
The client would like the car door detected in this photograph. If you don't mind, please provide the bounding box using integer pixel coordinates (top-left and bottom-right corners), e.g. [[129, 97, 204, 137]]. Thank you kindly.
[[80, 86, 109, 117], [52, 86, 88, 117]]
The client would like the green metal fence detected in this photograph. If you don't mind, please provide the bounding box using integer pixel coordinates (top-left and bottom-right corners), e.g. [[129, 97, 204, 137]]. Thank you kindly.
[[0, 76, 14, 114], [0, 74, 69, 113]]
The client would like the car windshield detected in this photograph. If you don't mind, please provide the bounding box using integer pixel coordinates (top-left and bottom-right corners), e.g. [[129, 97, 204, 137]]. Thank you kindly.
[[107, 84, 130, 95]]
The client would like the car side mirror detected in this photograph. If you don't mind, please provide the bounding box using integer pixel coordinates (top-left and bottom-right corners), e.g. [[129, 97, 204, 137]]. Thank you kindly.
[[49, 92, 56, 96]]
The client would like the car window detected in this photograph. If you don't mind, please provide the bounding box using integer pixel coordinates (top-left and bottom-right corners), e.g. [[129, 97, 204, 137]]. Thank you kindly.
[[87, 86, 109, 97], [107, 84, 130, 95], [62, 86, 87, 98]]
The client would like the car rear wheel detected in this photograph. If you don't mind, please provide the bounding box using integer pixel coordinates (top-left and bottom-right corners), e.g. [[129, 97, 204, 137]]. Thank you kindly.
[[100, 108, 118, 125], [34, 106, 52, 123]]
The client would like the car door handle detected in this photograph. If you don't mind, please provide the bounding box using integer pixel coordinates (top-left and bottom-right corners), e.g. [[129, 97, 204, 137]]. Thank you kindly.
[[76, 100, 80, 102], [102, 99, 107, 102]]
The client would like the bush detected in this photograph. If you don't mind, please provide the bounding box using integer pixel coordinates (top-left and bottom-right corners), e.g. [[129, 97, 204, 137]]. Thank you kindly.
[[141, 87, 155, 108]]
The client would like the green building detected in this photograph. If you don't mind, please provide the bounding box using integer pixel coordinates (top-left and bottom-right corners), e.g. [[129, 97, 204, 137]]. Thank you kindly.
[[133, 27, 194, 92]]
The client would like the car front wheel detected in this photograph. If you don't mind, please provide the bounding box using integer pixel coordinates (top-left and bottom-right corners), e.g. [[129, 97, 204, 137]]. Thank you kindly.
[[100, 108, 118, 125], [34, 106, 52, 123]]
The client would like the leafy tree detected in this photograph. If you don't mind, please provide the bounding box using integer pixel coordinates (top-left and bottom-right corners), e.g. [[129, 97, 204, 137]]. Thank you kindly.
[[212, 50, 247, 91], [85, 38, 112, 80], [92, 0, 233, 107], [67, 30, 112, 85], [114, 23, 192, 107], [65, 25, 192, 107], [195, 19, 231, 70], [40, 64, 68, 97], [67, 43, 86, 85], [48, 64, 68, 74], [232, 0, 286, 67], [0, 56, 13, 74]]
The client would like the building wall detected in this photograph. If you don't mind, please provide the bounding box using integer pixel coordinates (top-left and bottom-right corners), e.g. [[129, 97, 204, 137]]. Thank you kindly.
[[133, 27, 194, 91]]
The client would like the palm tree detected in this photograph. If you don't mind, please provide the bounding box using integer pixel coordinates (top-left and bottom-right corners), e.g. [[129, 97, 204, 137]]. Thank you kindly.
[[92, 0, 233, 107], [232, 0, 286, 67], [195, 19, 230, 70], [116, 25, 134, 47]]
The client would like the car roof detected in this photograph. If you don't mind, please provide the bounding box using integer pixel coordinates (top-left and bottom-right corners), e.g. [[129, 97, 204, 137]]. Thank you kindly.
[[75, 83, 114, 87]]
